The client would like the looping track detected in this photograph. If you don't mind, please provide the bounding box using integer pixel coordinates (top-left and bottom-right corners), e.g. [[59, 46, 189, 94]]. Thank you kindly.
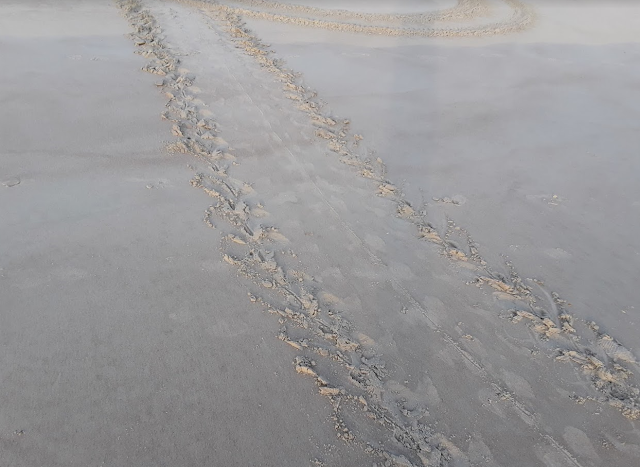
[[211, 0, 535, 37]]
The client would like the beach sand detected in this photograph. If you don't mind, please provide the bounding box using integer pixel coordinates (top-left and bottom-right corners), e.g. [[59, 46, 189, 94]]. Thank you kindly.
[[1, 1, 639, 466]]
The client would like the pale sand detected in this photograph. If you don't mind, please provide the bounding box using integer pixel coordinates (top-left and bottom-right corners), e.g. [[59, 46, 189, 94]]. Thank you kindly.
[[2, 0, 640, 466], [0, 1, 369, 465], [242, 2, 640, 349], [239, 0, 640, 365]]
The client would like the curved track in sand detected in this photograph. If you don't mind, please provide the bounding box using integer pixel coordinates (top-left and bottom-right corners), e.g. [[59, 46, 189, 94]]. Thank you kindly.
[[114, 0, 640, 465], [212, 0, 535, 37]]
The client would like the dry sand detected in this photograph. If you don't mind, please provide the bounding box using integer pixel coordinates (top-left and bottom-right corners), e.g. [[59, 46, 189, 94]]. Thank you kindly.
[[1, 0, 640, 466]]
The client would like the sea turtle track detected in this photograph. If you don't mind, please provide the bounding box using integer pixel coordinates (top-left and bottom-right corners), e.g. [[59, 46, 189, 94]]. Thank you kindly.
[[118, 0, 639, 465], [209, 0, 535, 38], [185, 0, 640, 423], [118, 1, 468, 464]]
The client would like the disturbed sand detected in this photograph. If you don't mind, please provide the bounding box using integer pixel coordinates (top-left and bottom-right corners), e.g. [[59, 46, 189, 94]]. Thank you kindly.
[[1, 1, 640, 466]]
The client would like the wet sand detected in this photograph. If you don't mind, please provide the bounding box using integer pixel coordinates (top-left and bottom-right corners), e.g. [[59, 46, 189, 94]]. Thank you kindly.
[[0, 1, 369, 465], [2, 1, 640, 466], [242, 0, 640, 351]]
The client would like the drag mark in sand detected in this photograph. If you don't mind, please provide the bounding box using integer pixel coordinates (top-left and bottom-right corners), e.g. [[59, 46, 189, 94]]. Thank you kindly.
[[121, 1, 580, 465], [117, 1, 470, 465], [187, 0, 640, 422], [120, 1, 600, 466], [118, 0, 637, 465], [207, 0, 535, 38]]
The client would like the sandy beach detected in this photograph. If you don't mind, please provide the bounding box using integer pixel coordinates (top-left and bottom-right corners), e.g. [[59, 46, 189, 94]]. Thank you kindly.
[[1, 1, 639, 466]]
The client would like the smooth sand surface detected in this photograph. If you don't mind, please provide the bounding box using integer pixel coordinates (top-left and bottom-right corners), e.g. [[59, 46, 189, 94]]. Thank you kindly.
[[2, 1, 640, 466]]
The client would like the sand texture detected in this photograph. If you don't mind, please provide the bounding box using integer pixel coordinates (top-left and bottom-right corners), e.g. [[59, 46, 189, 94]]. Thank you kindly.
[[1, 0, 639, 466]]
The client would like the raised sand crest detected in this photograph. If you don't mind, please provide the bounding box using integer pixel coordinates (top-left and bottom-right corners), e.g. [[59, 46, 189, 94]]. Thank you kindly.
[[118, 0, 640, 465]]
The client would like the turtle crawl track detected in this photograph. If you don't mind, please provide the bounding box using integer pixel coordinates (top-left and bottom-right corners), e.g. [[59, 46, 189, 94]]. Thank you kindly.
[[118, 0, 639, 465]]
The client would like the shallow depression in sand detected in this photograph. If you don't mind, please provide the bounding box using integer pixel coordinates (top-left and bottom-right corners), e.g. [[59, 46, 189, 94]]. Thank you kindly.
[[236, 0, 459, 15]]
